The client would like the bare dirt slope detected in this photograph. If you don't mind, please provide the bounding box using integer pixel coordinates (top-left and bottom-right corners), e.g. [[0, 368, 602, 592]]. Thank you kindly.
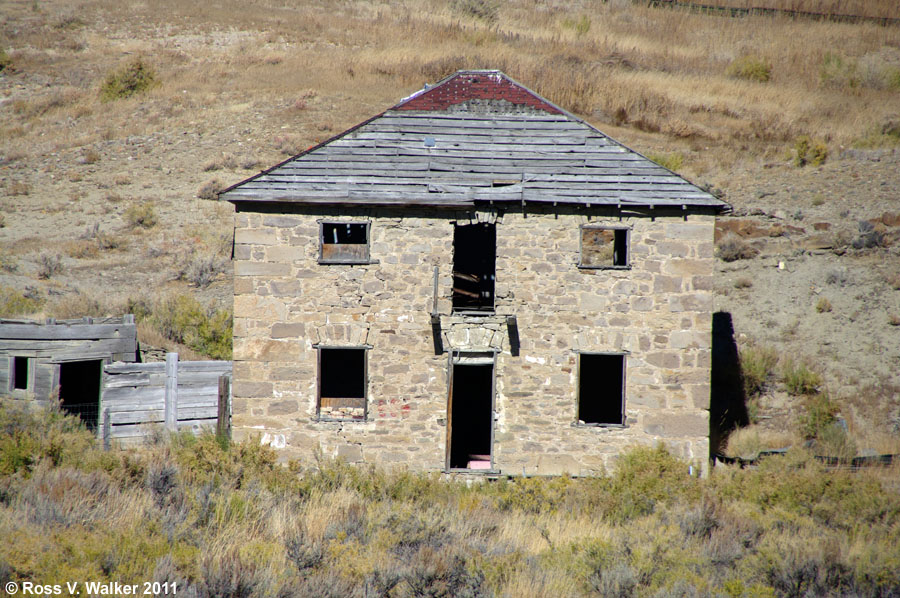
[[1, 0, 898, 449]]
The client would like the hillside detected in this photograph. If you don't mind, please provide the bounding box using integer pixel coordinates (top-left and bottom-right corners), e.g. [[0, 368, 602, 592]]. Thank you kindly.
[[1, 0, 899, 453]]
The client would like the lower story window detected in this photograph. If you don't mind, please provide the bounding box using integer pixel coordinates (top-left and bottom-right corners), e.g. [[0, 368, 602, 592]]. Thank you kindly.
[[578, 352, 625, 425], [317, 347, 367, 421]]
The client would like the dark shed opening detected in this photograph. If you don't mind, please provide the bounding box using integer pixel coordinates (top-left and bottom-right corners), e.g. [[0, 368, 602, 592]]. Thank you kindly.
[[59, 360, 103, 432]]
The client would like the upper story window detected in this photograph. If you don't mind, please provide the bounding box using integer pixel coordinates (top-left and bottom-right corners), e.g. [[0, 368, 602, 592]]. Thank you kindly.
[[319, 221, 371, 264], [580, 225, 629, 269], [452, 222, 496, 313]]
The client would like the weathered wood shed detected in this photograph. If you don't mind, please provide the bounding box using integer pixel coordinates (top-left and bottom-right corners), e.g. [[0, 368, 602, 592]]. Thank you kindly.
[[221, 70, 731, 475], [0, 315, 137, 430]]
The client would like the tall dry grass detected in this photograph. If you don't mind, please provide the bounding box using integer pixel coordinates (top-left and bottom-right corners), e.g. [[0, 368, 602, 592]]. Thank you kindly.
[[3, 0, 899, 172], [1, 404, 899, 597]]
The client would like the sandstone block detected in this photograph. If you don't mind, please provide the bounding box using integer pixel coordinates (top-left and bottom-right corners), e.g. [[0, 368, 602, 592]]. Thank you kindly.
[[263, 215, 303, 228], [233, 381, 273, 398], [234, 261, 291, 276], [272, 323, 305, 338], [235, 228, 279, 246], [268, 400, 299, 415], [336, 444, 364, 462], [643, 412, 708, 438]]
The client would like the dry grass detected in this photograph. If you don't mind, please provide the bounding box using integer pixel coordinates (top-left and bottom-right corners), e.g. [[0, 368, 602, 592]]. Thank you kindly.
[[685, 0, 900, 19], [2, 0, 899, 176], [136, 321, 207, 361]]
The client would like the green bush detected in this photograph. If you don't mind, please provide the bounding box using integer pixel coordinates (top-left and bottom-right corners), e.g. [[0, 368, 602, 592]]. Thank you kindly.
[[0, 402, 99, 476], [147, 294, 232, 360], [726, 55, 772, 83], [780, 359, 822, 396], [797, 393, 838, 441], [99, 57, 158, 102], [0, 48, 11, 73], [0, 285, 43, 316], [647, 151, 684, 172], [561, 14, 591, 36], [123, 202, 158, 228], [739, 344, 778, 397], [819, 52, 859, 89], [793, 135, 827, 167]]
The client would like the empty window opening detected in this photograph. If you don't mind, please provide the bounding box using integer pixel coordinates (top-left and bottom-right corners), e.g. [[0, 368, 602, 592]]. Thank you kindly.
[[320, 221, 370, 264], [59, 360, 102, 432], [452, 223, 496, 312], [12, 357, 30, 390], [578, 353, 625, 425], [318, 348, 367, 420], [581, 227, 629, 268], [448, 363, 494, 469]]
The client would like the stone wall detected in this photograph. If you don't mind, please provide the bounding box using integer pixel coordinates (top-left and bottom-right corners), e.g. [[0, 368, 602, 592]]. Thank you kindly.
[[231, 205, 715, 475]]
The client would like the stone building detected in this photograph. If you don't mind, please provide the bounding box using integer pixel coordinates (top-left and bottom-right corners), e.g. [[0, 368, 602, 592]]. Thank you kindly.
[[220, 70, 730, 475]]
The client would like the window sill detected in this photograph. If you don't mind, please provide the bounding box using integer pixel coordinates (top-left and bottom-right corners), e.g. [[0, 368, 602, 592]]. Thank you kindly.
[[577, 264, 631, 270], [573, 422, 626, 429], [451, 309, 496, 316], [315, 417, 368, 423], [445, 468, 500, 475], [318, 259, 379, 265]]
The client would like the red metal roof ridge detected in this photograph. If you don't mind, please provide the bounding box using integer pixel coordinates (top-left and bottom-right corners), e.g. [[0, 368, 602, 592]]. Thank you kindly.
[[392, 70, 563, 114]]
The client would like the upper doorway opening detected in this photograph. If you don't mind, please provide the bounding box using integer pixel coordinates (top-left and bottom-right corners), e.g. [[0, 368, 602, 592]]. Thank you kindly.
[[452, 222, 496, 313]]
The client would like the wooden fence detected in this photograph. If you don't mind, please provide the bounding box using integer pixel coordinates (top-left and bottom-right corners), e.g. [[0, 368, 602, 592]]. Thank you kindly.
[[101, 353, 232, 446]]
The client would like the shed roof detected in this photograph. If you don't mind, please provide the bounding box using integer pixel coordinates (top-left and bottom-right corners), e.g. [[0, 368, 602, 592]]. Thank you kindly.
[[221, 70, 729, 212]]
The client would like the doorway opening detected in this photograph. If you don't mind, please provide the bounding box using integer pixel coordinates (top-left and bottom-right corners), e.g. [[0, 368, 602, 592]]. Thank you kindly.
[[59, 360, 103, 432], [447, 362, 494, 470]]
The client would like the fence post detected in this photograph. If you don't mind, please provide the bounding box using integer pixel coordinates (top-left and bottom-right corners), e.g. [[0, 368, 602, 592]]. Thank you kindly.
[[103, 408, 111, 451], [217, 374, 231, 441], [165, 352, 178, 432]]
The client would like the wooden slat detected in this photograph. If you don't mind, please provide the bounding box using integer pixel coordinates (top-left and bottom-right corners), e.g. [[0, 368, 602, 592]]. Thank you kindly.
[[0, 322, 135, 341], [320, 396, 366, 409]]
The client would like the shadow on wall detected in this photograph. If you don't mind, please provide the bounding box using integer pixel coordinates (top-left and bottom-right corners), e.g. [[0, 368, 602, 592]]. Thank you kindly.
[[710, 311, 749, 455]]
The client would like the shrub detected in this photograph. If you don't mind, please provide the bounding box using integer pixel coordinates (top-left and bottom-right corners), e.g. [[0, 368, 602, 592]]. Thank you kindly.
[[124, 203, 158, 228], [716, 234, 758, 262], [100, 57, 159, 102], [797, 393, 838, 441], [451, 0, 499, 23], [781, 359, 822, 396], [815, 297, 832, 313], [734, 277, 752, 289], [561, 15, 591, 36], [739, 344, 778, 397], [0, 285, 42, 316], [794, 135, 827, 167], [175, 252, 227, 288], [647, 152, 684, 172], [197, 178, 224, 200], [0, 249, 18, 272], [37, 253, 63, 279], [148, 294, 232, 360], [820, 53, 859, 89], [726, 55, 772, 83], [0, 48, 11, 73]]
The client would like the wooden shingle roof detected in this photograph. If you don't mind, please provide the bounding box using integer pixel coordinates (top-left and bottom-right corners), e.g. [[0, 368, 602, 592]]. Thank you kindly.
[[221, 70, 729, 212]]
